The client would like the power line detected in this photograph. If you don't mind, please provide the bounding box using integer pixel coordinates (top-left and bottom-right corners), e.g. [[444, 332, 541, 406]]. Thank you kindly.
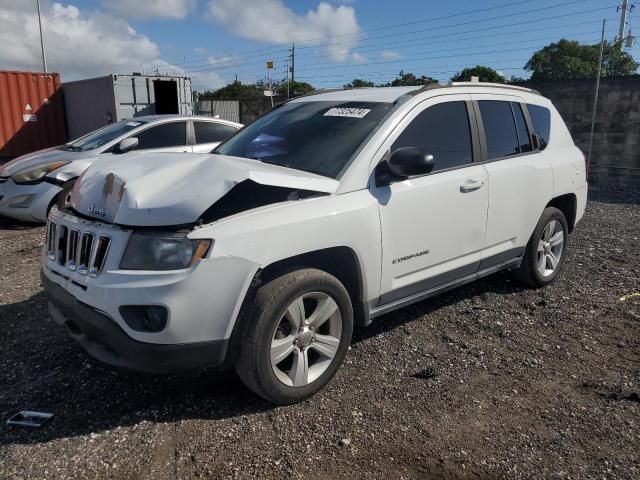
[[168, 0, 536, 68], [166, 0, 610, 71], [171, 4, 616, 76]]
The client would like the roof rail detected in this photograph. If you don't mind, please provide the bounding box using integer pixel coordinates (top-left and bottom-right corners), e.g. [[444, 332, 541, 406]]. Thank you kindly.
[[448, 81, 541, 95]]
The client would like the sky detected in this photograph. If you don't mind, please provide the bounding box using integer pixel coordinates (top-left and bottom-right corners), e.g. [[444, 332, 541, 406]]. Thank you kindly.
[[0, 0, 637, 91]]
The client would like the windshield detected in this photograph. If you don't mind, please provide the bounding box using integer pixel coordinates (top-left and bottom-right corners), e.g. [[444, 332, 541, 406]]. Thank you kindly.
[[215, 101, 393, 178], [63, 120, 148, 152]]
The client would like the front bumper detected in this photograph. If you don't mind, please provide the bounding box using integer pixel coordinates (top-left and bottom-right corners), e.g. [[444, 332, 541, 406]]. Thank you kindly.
[[0, 178, 60, 222], [42, 271, 229, 373]]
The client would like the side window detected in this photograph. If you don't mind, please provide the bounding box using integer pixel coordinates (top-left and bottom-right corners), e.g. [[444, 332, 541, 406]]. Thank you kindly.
[[511, 102, 533, 153], [194, 122, 238, 144], [527, 104, 551, 150], [134, 122, 187, 150], [478, 100, 519, 160], [391, 101, 473, 172]]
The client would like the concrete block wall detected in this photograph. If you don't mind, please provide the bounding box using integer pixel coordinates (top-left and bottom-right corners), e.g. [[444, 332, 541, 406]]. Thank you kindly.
[[521, 76, 640, 188]]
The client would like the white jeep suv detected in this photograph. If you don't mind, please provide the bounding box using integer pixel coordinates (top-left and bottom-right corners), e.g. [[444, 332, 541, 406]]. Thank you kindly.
[[41, 84, 587, 404]]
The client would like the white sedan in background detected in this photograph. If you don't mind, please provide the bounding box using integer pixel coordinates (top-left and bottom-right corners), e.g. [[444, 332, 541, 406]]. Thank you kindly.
[[0, 115, 242, 223]]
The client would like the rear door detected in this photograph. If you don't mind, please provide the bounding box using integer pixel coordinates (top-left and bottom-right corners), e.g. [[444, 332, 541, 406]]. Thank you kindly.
[[192, 121, 240, 153], [373, 95, 489, 305], [128, 120, 190, 153], [472, 95, 553, 267]]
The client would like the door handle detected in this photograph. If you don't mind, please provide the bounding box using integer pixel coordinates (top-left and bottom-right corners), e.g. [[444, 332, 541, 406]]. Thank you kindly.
[[460, 179, 484, 193]]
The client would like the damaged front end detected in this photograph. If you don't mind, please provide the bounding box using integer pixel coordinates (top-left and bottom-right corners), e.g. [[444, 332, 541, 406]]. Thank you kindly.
[[69, 152, 339, 229]]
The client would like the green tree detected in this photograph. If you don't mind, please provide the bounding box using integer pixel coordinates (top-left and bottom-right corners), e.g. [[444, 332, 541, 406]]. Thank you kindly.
[[274, 80, 315, 97], [508, 75, 527, 83], [344, 78, 375, 88], [450, 65, 505, 83], [387, 70, 438, 86], [525, 39, 639, 81], [201, 80, 263, 98]]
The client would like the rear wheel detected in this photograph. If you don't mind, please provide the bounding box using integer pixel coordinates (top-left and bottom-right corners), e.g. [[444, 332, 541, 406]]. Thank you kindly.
[[515, 207, 568, 288], [234, 268, 353, 405]]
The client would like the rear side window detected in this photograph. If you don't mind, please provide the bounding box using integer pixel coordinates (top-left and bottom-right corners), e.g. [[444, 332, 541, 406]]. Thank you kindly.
[[511, 103, 533, 153], [194, 121, 238, 144], [478, 100, 519, 160], [392, 101, 473, 172], [527, 104, 551, 149], [134, 122, 187, 150]]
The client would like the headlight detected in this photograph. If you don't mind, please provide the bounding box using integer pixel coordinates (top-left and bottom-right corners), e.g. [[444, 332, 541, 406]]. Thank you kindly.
[[120, 232, 212, 271], [11, 161, 70, 184]]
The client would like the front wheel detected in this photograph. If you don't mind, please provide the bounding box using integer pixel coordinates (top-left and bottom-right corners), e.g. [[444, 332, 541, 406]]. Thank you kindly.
[[234, 268, 353, 405], [52, 179, 75, 213], [515, 207, 568, 288]]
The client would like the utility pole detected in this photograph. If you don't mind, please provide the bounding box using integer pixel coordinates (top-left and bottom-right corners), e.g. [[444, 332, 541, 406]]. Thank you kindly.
[[588, 19, 606, 170], [36, 0, 47, 72], [286, 56, 290, 99], [618, 0, 630, 42], [289, 43, 295, 83]]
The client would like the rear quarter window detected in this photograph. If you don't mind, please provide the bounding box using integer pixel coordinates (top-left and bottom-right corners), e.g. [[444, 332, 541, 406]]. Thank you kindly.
[[527, 104, 551, 150]]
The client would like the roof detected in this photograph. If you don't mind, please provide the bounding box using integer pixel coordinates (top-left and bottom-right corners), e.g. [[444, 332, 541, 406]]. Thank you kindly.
[[132, 114, 242, 126], [289, 83, 541, 104], [289, 86, 423, 103]]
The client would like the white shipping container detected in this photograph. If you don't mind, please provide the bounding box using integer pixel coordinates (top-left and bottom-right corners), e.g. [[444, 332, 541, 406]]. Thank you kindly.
[[62, 74, 193, 140]]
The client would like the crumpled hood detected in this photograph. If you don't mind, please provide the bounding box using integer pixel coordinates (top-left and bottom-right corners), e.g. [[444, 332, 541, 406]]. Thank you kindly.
[[71, 152, 339, 226], [0, 146, 86, 176]]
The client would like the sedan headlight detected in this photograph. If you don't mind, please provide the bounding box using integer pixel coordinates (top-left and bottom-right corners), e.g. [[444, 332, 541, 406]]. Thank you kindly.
[[120, 232, 212, 271], [11, 161, 70, 184]]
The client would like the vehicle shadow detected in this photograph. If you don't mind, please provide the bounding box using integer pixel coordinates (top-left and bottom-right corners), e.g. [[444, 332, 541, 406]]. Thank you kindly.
[[352, 270, 527, 345], [0, 215, 43, 231], [0, 290, 274, 446], [0, 272, 523, 446]]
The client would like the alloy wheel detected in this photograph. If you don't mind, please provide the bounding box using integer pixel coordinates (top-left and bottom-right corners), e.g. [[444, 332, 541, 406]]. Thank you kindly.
[[537, 219, 564, 277], [270, 292, 342, 387]]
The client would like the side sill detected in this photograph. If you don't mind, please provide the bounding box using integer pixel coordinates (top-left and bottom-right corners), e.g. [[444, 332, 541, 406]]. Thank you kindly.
[[368, 257, 522, 320]]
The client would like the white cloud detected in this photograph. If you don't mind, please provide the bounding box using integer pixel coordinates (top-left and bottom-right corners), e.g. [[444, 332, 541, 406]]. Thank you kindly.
[[207, 55, 239, 66], [0, 2, 161, 80], [207, 0, 361, 61], [351, 52, 366, 63], [193, 47, 208, 56], [0, 1, 219, 88], [102, 0, 196, 20], [380, 49, 400, 60]]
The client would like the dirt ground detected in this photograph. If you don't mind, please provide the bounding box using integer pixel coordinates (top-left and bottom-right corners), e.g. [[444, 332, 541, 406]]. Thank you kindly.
[[1, 187, 639, 480]]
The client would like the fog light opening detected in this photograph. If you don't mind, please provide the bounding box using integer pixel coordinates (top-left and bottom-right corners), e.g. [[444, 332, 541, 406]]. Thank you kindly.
[[119, 305, 168, 333]]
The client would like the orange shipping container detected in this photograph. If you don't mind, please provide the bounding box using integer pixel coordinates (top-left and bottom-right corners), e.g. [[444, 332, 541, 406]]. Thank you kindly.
[[0, 70, 67, 161]]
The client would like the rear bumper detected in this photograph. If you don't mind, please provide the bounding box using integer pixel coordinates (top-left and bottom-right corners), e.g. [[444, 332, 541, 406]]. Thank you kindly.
[[42, 271, 229, 373]]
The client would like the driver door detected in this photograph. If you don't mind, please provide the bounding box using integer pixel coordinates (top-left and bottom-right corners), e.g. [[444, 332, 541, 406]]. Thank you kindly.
[[371, 95, 489, 305]]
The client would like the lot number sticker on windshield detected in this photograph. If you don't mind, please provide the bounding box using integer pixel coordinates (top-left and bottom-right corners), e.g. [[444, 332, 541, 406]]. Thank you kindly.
[[126, 121, 142, 127], [324, 107, 371, 118]]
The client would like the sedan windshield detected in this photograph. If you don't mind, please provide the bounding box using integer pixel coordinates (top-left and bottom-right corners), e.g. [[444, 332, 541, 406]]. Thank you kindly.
[[62, 120, 148, 152], [215, 101, 393, 178]]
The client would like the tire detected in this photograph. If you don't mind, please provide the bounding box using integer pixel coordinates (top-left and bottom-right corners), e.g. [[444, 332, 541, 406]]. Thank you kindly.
[[515, 207, 568, 288], [234, 268, 354, 405], [52, 180, 75, 213]]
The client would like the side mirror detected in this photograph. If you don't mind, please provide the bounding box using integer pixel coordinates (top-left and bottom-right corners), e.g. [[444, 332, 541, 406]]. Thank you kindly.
[[116, 137, 139, 153], [387, 147, 434, 178]]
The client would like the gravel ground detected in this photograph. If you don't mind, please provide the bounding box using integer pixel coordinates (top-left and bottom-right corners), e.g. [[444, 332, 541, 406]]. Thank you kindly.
[[1, 187, 639, 480]]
